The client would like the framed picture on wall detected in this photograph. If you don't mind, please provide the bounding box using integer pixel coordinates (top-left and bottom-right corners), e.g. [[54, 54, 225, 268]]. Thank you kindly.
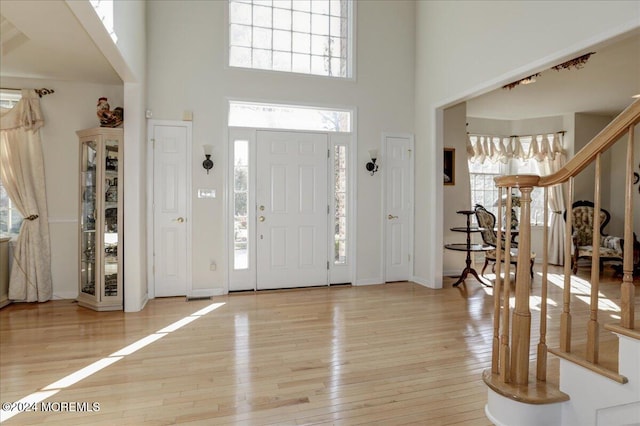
[[444, 148, 455, 185]]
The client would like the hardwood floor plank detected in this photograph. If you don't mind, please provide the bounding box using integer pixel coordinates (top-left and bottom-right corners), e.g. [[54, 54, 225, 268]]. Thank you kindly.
[[1, 266, 636, 424]]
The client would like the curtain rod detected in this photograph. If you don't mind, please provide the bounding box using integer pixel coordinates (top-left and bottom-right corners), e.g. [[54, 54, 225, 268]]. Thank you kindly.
[[469, 130, 566, 139], [0, 87, 55, 98]]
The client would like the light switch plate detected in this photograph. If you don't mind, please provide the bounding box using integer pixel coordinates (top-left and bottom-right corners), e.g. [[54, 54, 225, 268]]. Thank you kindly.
[[197, 188, 216, 199]]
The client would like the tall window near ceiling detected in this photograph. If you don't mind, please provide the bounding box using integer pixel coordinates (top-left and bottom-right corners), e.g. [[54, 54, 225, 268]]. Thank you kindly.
[[229, 0, 353, 78]]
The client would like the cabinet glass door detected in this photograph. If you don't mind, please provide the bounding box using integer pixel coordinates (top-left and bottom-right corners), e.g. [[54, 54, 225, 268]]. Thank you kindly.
[[80, 140, 97, 296], [103, 140, 119, 298]]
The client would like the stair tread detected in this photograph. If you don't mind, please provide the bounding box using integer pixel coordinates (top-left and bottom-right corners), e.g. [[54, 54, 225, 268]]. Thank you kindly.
[[482, 368, 570, 404]]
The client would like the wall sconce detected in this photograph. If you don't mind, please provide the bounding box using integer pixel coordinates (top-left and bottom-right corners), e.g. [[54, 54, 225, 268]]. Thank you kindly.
[[365, 149, 379, 175], [202, 145, 214, 174]]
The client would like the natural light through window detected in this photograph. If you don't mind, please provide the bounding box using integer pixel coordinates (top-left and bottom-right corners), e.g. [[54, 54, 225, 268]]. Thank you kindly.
[[0, 302, 225, 422], [229, 101, 351, 132], [334, 145, 347, 264], [228, 0, 352, 78], [468, 135, 547, 226], [234, 140, 249, 270], [90, 0, 117, 43], [0, 91, 23, 238]]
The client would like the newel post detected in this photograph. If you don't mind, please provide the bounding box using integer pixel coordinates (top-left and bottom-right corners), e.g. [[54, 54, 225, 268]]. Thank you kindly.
[[493, 175, 540, 386], [510, 184, 534, 384]]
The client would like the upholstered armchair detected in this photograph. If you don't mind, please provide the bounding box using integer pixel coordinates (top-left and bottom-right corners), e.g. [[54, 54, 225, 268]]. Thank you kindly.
[[563, 200, 623, 274]]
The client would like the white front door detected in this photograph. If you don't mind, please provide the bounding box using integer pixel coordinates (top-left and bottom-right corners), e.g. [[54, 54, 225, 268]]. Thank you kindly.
[[150, 122, 191, 297], [256, 130, 329, 289], [385, 134, 414, 282]]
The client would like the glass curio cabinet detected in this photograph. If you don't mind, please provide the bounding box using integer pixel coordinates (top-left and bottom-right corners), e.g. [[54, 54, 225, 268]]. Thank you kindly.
[[77, 127, 123, 311]]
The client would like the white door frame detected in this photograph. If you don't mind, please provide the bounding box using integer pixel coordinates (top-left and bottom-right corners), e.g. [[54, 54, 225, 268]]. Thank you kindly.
[[227, 127, 356, 291], [146, 120, 193, 299], [381, 132, 415, 282]]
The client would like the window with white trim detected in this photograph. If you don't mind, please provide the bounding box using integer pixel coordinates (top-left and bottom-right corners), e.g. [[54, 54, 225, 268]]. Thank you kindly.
[[233, 140, 249, 270], [334, 144, 347, 264], [228, 0, 353, 78], [229, 100, 351, 132], [468, 136, 547, 226], [0, 91, 23, 238]]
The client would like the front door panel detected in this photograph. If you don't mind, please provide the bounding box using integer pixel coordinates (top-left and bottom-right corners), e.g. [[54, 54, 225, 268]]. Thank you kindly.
[[256, 131, 328, 289]]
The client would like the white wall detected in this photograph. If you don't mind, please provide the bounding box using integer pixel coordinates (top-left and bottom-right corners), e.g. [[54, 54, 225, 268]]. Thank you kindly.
[[573, 113, 614, 204], [146, 0, 416, 291], [442, 102, 472, 276], [415, 1, 640, 286], [0, 76, 123, 299], [114, 0, 147, 311]]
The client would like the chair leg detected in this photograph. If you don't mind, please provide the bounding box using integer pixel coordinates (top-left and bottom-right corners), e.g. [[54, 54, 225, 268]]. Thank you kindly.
[[572, 256, 577, 274], [482, 259, 489, 276], [530, 259, 534, 280]]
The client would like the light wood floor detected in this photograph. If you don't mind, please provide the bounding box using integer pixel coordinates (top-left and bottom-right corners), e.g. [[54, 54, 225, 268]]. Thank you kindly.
[[0, 264, 636, 425]]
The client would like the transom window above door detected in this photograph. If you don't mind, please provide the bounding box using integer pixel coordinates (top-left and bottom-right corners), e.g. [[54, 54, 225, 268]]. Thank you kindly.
[[228, 0, 354, 78], [228, 100, 352, 132]]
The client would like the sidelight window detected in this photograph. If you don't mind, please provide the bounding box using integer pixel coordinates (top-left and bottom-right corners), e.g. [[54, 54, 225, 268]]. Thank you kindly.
[[233, 140, 249, 269]]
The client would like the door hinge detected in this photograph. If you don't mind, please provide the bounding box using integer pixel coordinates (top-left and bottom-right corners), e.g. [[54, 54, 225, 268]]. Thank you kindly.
[[408, 254, 411, 262], [150, 138, 155, 148], [328, 149, 330, 158], [327, 261, 330, 270], [327, 205, 330, 214]]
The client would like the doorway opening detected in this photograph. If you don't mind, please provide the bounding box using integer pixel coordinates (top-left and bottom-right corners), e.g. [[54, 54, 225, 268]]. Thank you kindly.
[[227, 101, 355, 291]]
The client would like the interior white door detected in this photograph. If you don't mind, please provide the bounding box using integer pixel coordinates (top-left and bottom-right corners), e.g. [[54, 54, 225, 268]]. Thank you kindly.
[[385, 135, 413, 282], [256, 130, 328, 289], [152, 123, 188, 297]]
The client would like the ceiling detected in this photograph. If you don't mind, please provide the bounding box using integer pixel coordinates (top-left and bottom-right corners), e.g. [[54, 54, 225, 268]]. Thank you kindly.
[[0, 1, 638, 119], [466, 32, 640, 120], [0, 0, 121, 85]]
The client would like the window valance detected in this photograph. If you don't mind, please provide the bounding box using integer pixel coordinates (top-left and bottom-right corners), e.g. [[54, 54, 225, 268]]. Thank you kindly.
[[0, 90, 44, 132], [466, 132, 565, 164]]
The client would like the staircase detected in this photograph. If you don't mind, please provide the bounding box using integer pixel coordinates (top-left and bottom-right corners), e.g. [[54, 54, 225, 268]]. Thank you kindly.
[[483, 99, 640, 426]]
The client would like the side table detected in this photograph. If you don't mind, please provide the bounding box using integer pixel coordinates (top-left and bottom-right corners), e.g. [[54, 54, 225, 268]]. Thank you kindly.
[[445, 210, 492, 287]]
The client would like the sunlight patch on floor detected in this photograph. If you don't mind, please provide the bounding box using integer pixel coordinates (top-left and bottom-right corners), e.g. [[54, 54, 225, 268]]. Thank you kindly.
[[0, 302, 225, 423]]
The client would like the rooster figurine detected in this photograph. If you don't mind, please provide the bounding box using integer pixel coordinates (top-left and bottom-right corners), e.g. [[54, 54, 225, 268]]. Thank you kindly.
[[96, 97, 123, 128]]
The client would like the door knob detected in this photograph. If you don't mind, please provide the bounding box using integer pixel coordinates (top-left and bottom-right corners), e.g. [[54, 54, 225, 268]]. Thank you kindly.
[[388, 214, 398, 220], [259, 216, 265, 222], [175, 217, 185, 223]]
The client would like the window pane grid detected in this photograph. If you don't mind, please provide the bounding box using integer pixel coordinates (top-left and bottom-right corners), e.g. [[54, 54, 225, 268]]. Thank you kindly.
[[229, 0, 351, 78]]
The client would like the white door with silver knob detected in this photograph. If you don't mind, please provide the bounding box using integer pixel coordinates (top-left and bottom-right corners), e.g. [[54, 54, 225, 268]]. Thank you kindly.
[[151, 122, 190, 297], [256, 130, 328, 289], [385, 134, 414, 282]]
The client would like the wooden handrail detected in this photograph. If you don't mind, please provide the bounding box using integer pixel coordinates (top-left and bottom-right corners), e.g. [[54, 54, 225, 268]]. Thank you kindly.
[[539, 99, 640, 187], [485, 98, 639, 398]]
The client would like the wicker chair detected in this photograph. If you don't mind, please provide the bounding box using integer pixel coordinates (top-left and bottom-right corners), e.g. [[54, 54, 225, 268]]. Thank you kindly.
[[474, 205, 535, 279], [563, 200, 623, 274]]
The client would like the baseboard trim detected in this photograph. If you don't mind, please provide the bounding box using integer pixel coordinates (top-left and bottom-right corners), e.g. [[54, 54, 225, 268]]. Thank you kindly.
[[355, 278, 383, 286], [411, 275, 442, 289], [188, 288, 224, 299], [52, 291, 78, 300]]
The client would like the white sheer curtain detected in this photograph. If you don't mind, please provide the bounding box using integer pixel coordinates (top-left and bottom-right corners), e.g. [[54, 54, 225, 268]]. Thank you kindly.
[[538, 134, 566, 265], [467, 132, 566, 265], [0, 89, 52, 302]]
